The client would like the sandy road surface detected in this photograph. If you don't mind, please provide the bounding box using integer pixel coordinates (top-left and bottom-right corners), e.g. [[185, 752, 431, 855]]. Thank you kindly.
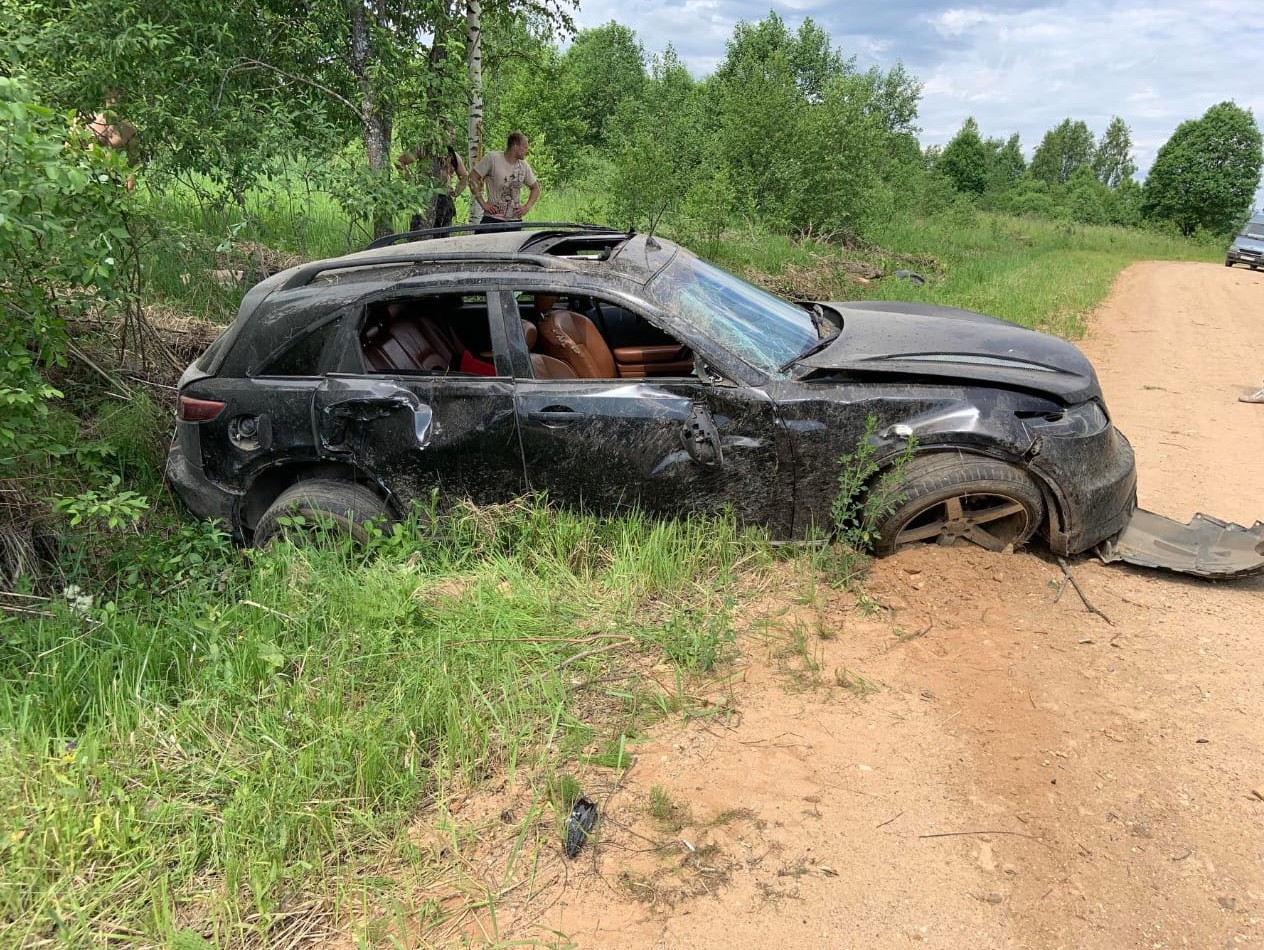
[[352, 262, 1264, 950]]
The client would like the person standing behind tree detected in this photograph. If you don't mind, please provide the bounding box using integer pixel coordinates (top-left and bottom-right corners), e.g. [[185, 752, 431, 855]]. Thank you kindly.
[[397, 139, 467, 232], [468, 131, 539, 225], [79, 96, 138, 190]]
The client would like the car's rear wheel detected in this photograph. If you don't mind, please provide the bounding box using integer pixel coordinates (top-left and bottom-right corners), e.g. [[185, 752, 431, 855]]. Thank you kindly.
[[872, 455, 1044, 556], [254, 479, 390, 547]]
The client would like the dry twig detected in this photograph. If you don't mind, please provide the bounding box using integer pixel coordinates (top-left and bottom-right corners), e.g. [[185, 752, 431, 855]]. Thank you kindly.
[[1056, 557, 1115, 626]]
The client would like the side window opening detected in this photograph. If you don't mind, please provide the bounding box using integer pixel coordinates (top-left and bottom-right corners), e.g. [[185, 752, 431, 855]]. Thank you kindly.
[[359, 293, 498, 376], [514, 290, 694, 381]]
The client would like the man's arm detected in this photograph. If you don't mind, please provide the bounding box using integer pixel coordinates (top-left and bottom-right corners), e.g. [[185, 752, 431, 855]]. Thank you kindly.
[[518, 181, 540, 218], [467, 168, 486, 210], [451, 154, 468, 196]]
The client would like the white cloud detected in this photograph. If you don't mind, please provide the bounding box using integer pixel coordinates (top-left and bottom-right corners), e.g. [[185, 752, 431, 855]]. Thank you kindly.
[[568, 0, 1264, 180], [932, 8, 995, 36]]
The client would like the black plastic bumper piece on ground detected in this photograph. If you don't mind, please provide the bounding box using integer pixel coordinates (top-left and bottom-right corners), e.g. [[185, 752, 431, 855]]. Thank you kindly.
[[564, 798, 598, 858], [1096, 508, 1264, 578]]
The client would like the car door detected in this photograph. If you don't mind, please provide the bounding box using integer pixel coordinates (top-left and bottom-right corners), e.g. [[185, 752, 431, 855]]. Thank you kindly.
[[506, 295, 793, 534], [312, 291, 526, 509]]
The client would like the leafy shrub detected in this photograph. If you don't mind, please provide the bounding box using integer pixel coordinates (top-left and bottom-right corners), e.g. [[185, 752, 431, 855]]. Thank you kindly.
[[0, 74, 133, 467]]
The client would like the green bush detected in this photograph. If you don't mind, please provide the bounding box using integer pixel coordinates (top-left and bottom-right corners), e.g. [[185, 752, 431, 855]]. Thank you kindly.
[[0, 74, 134, 467]]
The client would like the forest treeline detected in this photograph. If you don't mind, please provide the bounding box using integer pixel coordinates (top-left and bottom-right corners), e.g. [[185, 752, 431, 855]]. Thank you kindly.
[[5, 4, 1262, 243]]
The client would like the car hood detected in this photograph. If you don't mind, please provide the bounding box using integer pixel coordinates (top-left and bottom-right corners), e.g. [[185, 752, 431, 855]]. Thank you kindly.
[[1232, 236, 1264, 252], [797, 301, 1100, 403]]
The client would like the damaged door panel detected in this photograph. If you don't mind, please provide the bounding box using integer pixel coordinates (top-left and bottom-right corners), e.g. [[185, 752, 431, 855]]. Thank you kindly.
[[317, 380, 431, 453], [515, 378, 792, 535], [314, 374, 525, 506], [1096, 508, 1264, 578]]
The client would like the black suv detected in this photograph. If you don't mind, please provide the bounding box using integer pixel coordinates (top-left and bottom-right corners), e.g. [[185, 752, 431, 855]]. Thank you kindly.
[[167, 223, 1264, 576]]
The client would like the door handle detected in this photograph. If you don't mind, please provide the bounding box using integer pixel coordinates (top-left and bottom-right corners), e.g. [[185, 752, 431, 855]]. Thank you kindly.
[[528, 406, 580, 427]]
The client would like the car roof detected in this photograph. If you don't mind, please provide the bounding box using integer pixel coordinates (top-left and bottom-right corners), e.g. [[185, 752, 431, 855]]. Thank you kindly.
[[203, 226, 684, 377]]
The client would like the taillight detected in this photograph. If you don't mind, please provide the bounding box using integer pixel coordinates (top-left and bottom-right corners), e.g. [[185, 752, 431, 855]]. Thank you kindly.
[[177, 395, 226, 422]]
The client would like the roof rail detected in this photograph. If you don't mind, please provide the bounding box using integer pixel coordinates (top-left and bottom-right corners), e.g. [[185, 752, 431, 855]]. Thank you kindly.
[[363, 220, 626, 251], [276, 251, 578, 291]]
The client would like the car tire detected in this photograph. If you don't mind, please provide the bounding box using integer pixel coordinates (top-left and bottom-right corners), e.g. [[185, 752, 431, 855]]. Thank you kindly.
[[254, 479, 390, 547], [1225, 261, 1233, 268], [871, 455, 1044, 556]]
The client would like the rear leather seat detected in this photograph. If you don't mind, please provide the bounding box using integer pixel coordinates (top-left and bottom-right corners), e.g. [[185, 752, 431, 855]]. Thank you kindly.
[[362, 311, 465, 373]]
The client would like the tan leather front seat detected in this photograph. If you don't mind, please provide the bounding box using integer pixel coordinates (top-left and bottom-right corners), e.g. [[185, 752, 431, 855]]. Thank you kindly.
[[538, 309, 616, 378], [530, 353, 577, 379]]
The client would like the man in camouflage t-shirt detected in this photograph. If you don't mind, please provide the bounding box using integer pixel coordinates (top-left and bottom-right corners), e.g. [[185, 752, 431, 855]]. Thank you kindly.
[[469, 131, 540, 224]]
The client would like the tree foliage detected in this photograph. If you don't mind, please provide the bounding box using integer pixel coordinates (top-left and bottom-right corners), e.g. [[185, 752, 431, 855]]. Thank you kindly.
[[0, 75, 132, 465], [1029, 118, 1096, 185], [938, 118, 990, 195], [5, 0, 574, 211], [1141, 101, 1263, 235], [600, 12, 920, 234], [558, 23, 646, 147], [1093, 116, 1137, 189]]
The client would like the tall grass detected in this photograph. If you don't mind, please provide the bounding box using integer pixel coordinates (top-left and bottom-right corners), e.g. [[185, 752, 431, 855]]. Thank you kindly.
[[138, 162, 1219, 341], [860, 210, 1220, 337], [0, 499, 761, 946], [704, 209, 1220, 339]]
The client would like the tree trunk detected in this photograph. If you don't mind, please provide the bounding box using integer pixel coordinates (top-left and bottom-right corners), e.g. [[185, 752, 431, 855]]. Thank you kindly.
[[349, 0, 393, 237], [466, 0, 484, 224]]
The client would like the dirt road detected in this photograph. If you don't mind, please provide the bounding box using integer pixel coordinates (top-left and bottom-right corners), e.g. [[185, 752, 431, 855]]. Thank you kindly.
[[402, 262, 1264, 949]]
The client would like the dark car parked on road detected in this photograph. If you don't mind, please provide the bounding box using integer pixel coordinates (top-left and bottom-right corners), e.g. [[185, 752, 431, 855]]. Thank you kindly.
[[167, 224, 1264, 577]]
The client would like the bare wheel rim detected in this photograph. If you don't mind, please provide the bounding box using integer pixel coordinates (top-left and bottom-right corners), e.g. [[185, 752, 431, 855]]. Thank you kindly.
[[893, 491, 1035, 552]]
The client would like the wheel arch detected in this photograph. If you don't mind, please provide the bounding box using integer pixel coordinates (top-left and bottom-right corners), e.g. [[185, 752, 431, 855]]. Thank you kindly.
[[240, 460, 398, 538], [868, 446, 1067, 546]]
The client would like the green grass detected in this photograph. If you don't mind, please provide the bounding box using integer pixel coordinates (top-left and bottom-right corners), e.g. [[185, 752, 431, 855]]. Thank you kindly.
[[137, 166, 1219, 342], [10, 162, 1228, 946], [860, 211, 1220, 338], [0, 500, 763, 946], [701, 209, 1219, 340]]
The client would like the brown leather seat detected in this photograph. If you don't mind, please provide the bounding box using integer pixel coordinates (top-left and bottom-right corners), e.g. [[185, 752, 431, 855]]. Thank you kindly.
[[530, 353, 577, 379], [362, 310, 465, 373], [538, 309, 616, 378]]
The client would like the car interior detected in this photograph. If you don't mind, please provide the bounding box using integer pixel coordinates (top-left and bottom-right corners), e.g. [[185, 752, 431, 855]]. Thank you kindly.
[[517, 292, 694, 380], [357, 291, 694, 380], [359, 293, 499, 376]]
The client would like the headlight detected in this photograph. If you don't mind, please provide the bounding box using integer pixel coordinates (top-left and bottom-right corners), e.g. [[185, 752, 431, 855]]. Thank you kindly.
[[1018, 400, 1109, 438]]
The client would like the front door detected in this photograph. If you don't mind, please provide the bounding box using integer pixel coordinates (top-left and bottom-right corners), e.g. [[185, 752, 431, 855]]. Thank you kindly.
[[515, 377, 792, 535]]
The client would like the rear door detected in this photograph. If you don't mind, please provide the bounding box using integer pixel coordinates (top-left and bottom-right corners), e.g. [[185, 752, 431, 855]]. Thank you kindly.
[[312, 290, 526, 509]]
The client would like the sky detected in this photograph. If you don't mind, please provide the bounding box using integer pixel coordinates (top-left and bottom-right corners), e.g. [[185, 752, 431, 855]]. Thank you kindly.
[[568, 0, 1263, 191]]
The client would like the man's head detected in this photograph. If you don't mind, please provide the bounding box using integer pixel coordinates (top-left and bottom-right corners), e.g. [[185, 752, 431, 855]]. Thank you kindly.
[[506, 131, 529, 161]]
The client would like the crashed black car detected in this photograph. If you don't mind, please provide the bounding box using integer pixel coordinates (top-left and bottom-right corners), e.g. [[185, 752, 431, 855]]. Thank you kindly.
[[167, 224, 1264, 577]]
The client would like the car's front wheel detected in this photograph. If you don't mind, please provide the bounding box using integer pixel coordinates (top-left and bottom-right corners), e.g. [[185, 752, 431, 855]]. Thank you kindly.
[[872, 455, 1044, 556], [254, 479, 390, 546]]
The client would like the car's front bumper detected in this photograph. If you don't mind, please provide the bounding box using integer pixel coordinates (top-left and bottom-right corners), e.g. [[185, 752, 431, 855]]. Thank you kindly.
[[1030, 424, 1138, 555], [1227, 250, 1263, 266]]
